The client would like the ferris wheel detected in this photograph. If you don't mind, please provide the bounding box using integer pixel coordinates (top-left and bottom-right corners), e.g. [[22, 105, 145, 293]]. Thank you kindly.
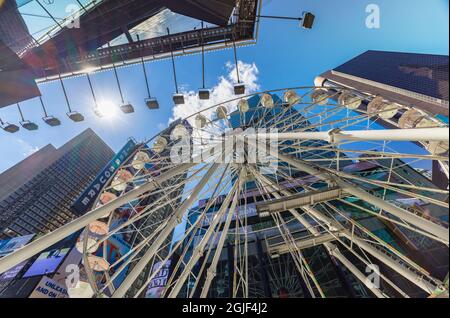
[[0, 86, 448, 298]]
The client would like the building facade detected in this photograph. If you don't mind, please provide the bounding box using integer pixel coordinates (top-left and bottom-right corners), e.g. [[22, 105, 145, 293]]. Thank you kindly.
[[315, 50, 449, 117], [315, 50, 449, 189], [0, 128, 114, 239], [0, 0, 34, 54]]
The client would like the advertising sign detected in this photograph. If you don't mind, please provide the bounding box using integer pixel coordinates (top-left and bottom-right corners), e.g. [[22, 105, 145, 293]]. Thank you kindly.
[[28, 276, 68, 299], [145, 261, 171, 298], [0, 261, 27, 282], [52, 247, 83, 285], [201, 203, 258, 227], [72, 139, 137, 215], [23, 248, 70, 278], [95, 234, 131, 289], [0, 234, 34, 257]]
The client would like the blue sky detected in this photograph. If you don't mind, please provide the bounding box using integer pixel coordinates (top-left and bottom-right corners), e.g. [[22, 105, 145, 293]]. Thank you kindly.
[[0, 0, 449, 173]]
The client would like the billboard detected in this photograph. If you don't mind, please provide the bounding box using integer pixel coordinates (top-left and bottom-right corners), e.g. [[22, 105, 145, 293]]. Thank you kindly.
[[201, 203, 258, 227], [28, 276, 68, 299], [0, 261, 27, 281], [52, 247, 83, 286], [72, 139, 137, 215], [145, 261, 171, 298], [94, 234, 131, 290], [0, 234, 34, 257], [23, 248, 70, 278]]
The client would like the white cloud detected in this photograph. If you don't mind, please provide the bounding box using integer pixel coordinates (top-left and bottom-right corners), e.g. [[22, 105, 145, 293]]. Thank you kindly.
[[17, 139, 40, 157], [169, 60, 260, 126]]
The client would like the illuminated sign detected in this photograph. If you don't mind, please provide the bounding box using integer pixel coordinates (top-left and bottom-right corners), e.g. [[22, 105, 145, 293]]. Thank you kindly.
[[0, 234, 34, 257], [72, 139, 137, 215], [23, 248, 70, 278]]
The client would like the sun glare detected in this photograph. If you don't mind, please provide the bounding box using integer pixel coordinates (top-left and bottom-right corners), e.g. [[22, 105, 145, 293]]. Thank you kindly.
[[95, 101, 118, 119]]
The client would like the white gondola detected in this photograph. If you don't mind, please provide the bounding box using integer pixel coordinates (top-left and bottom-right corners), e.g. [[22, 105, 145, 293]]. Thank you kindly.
[[111, 169, 133, 191], [238, 99, 250, 113], [172, 124, 189, 140], [86, 255, 110, 272], [100, 192, 117, 204], [415, 117, 439, 128], [89, 221, 109, 236], [75, 231, 100, 254], [261, 93, 274, 108], [153, 136, 168, 153], [99, 192, 117, 218], [368, 97, 399, 119], [195, 114, 208, 128], [68, 281, 95, 298], [338, 91, 361, 110], [311, 89, 329, 105], [398, 109, 425, 129], [284, 90, 301, 106], [426, 141, 449, 155], [132, 151, 150, 170], [216, 106, 228, 120]]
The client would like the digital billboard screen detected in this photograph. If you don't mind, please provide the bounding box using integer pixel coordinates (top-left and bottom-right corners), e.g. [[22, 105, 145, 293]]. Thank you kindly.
[[0, 234, 34, 257], [22, 248, 70, 278]]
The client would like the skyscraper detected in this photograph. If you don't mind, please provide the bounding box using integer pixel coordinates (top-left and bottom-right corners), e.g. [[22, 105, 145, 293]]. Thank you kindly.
[[0, 128, 114, 239], [315, 50, 449, 189], [0, 0, 34, 54], [315, 50, 449, 117]]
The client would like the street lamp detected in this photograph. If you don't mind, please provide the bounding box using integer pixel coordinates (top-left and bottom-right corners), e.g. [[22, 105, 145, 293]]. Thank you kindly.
[[168, 28, 185, 105], [39, 96, 61, 127], [17, 103, 38, 131], [232, 33, 245, 95], [198, 22, 210, 100], [59, 74, 84, 122], [136, 35, 159, 110], [0, 118, 19, 133]]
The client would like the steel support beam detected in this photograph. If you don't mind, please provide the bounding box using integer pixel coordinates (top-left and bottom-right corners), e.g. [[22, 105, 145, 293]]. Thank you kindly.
[[303, 206, 441, 294], [274, 151, 449, 243], [252, 127, 450, 143], [252, 169, 388, 298], [112, 163, 220, 298], [167, 174, 242, 298], [268, 232, 342, 256], [256, 187, 344, 216], [0, 162, 195, 275]]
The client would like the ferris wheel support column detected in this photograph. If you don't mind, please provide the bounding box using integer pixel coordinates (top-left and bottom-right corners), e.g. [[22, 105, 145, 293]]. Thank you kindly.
[[303, 206, 441, 294], [0, 163, 195, 275], [167, 174, 242, 298], [326, 243, 388, 297], [275, 152, 449, 244], [252, 168, 388, 298], [291, 210, 389, 298], [200, 168, 246, 298], [254, 127, 450, 143], [112, 163, 221, 298]]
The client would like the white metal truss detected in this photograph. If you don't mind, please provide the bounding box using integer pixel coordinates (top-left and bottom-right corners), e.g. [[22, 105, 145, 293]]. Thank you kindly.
[[0, 86, 448, 299]]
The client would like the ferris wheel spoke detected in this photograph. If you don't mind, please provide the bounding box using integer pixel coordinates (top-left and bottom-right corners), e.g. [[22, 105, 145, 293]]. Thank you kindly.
[[249, 166, 389, 297]]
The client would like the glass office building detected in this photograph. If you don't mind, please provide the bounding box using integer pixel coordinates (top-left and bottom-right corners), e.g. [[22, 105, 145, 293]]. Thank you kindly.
[[0, 128, 114, 239]]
